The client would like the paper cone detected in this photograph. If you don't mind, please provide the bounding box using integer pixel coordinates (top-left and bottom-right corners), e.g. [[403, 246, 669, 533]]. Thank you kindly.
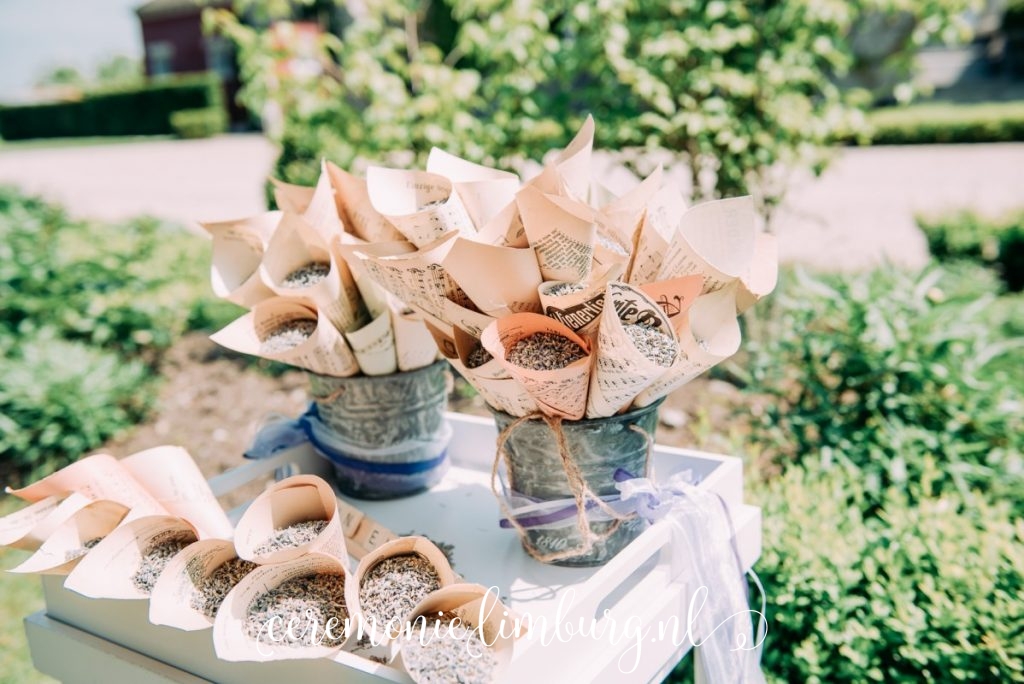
[[551, 115, 595, 202], [626, 183, 686, 285], [210, 297, 360, 377], [633, 286, 742, 407], [394, 583, 515, 684], [325, 161, 408, 244], [345, 309, 398, 376], [481, 312, 593, 420], [448, 357, 539, 418], [538, 279, 607, 337], [474, 200, 528, 248], [8, 499, 129, 575], [0, 495, 66, 551], [442, 237, 543, 317], [366, 167, 475, 248], [585, 282, 679, 418], [516, 185, 596, 283], [426, 148, 520, 230], [390, 302, 442, 372], [234, 475, 347, 565], [213, 552, 350, 662], [597, 166, 664, 248], [200, 212, 279, 307], [638, 274, 704, 337], [736, 232, 779, 313], [149, 539, 255, 631], [261, 212, 367, 334], [63, 515, 198, 598], [345, 536, 456, 643], [271, 160, 345, 242], [443, 299, 496, 339]]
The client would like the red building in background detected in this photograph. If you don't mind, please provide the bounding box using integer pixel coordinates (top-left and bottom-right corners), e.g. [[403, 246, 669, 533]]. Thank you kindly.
[[135, 0, 246, 124]]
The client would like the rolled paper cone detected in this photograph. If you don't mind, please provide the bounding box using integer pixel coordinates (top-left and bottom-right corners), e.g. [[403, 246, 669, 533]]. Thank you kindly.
[[390, 302, 441, 372], [736, 232, 779, 314], [443, 299, 496, 339], [638, 274, 704, 337], [121, 445, 234, 540], [481, 312, 593, 420], [426, 147, 520, 230], [271, 177, 315, 213], [538, 278, 607, 337], [6, 453, 167, 518], [213, 552, 351, 662], [552, 114, 595, 202], [366, 167, 476, 248], [591, 231, 631, 273], [200, 212, 280, 308], [210, 297, 360, 377], [8, 500, 129, 575], [261, 212, 367, 334], [345, 536, 456, 643], [345, 309, 398, 376], [627, 184, 687, 285], [270, 161, 345, 242], [234, 475, 347, 566], [474, 200, 528, 248], [149, 539, 251, 631], [442, 237, 543, 317], [633, 286, 742, 408], [448, 357, 539, 418], [516, 185, 596, 283], [585, 282, 679, 418], [596, 165, 664, 249], [0, 494, 69, 551], [325, 161, 409, 244], [394, 583, 515, 683], [656, 196, 757, 293], [330, 233, 393, 317], [63, 515, 198, 598]]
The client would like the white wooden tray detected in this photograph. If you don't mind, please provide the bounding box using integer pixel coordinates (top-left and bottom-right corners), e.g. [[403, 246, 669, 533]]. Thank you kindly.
[[24, 412, 761, 683]]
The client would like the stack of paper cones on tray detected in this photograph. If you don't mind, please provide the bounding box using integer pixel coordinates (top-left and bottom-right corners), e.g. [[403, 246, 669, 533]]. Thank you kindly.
[[2, 464, 515, 682]]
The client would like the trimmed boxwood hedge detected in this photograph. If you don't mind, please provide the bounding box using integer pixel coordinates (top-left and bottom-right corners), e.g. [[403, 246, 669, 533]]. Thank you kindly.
[[0, 73, 224, 140], [867, 101, 1024, 145]]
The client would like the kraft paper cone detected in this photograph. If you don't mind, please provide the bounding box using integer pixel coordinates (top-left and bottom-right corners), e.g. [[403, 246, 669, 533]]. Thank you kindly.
[[346, 536, 456, 643], [394, 583, 515, 684], [325, 161, 408, 244], [481, 312, 593, 420], [0, 495, 66, 551], [213, 552, 350, 662], [585, 282, 679, 418], [8, 499, 129, 575], [200, 212, 279, 308], [656, 196, 757, 293], [442, 237, 543, 317], [234, 475, 347, 565], [444, 299, 496, 339], [390, 302, 441, 372], [538, 279, 607, 337], [271, 160, 345, 242], [120, 445, 234, 540], [474, 201, 528, 249], [64, 515, 198, 599], [426, 148, 520, 230], [448, 357, 539, 418], [366, 167, 475, 248], [345, 309, 398, 376], [634, 286, 743, 407], [6, 453, 167, 518], [736, 232, 779, 314], [516, 185, 596, 283], [638, 274, 704, 337], [210, 297, 360, 377], [627, 183, 687, 285], [149, 538, 255, 631], [261, 212, 367, 334]]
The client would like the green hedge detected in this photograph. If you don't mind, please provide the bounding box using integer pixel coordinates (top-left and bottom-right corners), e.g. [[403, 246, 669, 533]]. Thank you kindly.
[[756, 464, 1024, 683], [170, 107, 228, 139], [918, 212, 1024, 292], [0, 73, 224, 140], [867, 101, 1024, 145]]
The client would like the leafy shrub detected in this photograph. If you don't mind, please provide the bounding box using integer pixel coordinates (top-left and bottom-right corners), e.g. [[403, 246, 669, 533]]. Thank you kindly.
[[755, 463, 1024, 683], [0, 73, 224, 140], [866, 101, 1024, 145], [170, 107, 228, 139], [0, 334, 153, 482], [918, 211, 1024, 292], [737, 263, 1024, 509]]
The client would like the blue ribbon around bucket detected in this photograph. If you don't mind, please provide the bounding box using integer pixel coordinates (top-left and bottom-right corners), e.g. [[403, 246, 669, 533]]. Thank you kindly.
[[245, 404, 448, 475]]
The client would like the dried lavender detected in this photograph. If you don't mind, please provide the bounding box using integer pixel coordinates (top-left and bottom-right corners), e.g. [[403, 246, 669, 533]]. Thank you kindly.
[[281, 262, 330, 289], [545, 282, 587, 297], [465, 346, 493, 369], [260, 319, 316, 355], [245, 572, 348, 647], [359, 553, 442, 629], [624, 324, 676, 367], [401, 613, 498, 684], [189, 557, 259, 619], [596, 232, 628, 255], [253, 520, 328, 556], [508, 332, 585, 371], [63, 536, 104, 563], [132, 535, 195, 595]]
